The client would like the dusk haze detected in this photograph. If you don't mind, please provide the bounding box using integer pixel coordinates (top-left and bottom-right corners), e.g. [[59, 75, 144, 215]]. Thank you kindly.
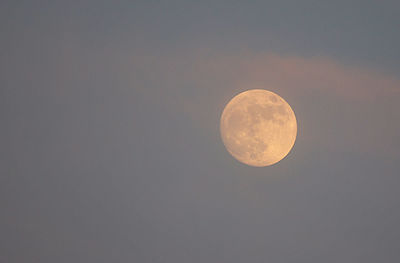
[[1, 1, 400, 262]]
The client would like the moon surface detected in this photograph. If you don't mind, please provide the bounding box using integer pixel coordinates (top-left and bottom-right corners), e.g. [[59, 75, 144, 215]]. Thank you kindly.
[[220, 89, 297, 167]]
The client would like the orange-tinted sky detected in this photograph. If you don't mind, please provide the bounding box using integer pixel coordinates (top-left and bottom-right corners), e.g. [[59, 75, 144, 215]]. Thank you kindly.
[[1, 1, 400, 262]]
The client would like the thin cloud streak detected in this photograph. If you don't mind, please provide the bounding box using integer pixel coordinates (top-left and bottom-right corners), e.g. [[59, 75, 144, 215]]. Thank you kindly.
[[132, 50, 400, 157]]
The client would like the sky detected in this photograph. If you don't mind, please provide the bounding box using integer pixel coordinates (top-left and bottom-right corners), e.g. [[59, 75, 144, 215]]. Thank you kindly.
[[1, 1, 400, 262]]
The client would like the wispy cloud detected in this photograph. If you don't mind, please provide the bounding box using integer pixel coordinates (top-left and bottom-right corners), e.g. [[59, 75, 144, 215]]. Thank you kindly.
[[133, 50, 400, 157], [186, 52, 400, 101]]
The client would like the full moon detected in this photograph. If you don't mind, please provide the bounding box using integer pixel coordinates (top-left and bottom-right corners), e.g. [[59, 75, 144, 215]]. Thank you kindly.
[[220, 89, 297, 167]]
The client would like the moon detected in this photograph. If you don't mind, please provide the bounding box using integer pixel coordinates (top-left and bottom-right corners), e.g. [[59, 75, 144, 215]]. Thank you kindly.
[[220, 89, 297, 167]]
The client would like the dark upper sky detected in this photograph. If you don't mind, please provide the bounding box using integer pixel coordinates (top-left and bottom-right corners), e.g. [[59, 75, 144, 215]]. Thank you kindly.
[[1, 1, 400, 262]]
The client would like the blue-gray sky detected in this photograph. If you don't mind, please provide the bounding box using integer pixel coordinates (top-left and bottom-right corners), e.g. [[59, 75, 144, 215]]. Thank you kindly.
[[1, 1, 400, 262]]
